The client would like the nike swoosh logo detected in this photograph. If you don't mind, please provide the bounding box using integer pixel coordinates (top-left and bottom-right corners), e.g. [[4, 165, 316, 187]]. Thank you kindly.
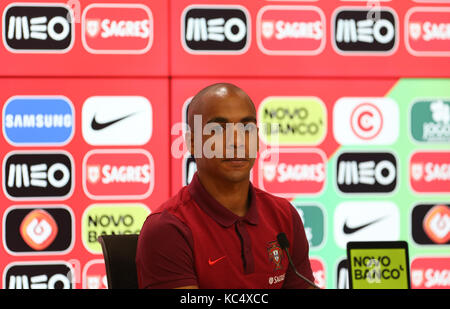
[[208, 256, 226, 266], [343, 216, 386, 234], [91, 112, 137, 131]]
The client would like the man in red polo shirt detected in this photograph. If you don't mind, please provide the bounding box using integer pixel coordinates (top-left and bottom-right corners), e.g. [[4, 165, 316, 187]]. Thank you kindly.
[[136, 83, 315, 289]]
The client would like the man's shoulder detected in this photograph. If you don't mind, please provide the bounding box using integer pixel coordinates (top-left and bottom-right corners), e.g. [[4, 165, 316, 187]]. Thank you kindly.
[[253, 186, 292, 209], [153, 186, 193, 215], [253, 185, 296, 220], [142, 187, 194, 233], [139, 187, 194, 245]]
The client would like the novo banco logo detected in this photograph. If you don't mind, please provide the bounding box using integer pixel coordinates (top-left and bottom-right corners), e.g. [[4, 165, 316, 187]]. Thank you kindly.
[[258, 96, 326, 146]]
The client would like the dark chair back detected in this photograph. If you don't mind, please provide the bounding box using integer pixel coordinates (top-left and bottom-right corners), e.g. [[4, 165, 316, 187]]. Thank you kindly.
[[98, 234, 139, 289]]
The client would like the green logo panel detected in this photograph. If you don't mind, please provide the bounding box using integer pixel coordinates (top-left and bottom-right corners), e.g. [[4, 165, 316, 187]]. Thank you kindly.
[[82, 203, 150, 254], [292, 203, 325, 249], [410, 99, 450, 143], [258, 96, 327, 145]]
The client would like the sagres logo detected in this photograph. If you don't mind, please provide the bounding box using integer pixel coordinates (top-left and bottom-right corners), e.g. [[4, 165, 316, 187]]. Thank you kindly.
[[411, 257, 450, 289], [181, 5, 250, 54], [82, 204, 150, 254], [3, 96, 74, 146], [334, 201, 400, 249], [258, 97, 326, 146], [4, 261, 74, 289], [3, 206, 73, 254], [3, 151, 73, 200], [82, 3, 153, 54], [406, 7, 450, 56], [411, 204, 450, 245], [256, 5, 325, 55], [332, 7, 398, 55], [336, 151, 397, 194], [83, 260, 107, 289], [310, 258, 326, 289], [333, 97, 399, 145], [410, 151, 450, 194], [292, 203, 326, 249], [410, 99, 450, 143], [82, 96, 152, 146], [259, 148, 326, 197], [2, 3, 74, 53], [83, 149, 154, 200]]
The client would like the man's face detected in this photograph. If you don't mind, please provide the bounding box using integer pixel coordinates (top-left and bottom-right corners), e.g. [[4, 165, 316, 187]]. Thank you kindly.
[[188, 91, 259, 183]]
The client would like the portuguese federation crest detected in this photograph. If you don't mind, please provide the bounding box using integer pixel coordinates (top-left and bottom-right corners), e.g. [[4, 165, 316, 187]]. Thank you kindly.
[[267, 240, 283, 270]]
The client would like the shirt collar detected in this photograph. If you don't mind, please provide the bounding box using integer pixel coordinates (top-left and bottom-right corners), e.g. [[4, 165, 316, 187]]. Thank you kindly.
[[187, 172, 258, 228]]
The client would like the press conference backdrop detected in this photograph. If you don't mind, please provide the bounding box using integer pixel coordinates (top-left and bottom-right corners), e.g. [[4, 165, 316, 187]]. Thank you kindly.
[[0, 0, 449, 289]]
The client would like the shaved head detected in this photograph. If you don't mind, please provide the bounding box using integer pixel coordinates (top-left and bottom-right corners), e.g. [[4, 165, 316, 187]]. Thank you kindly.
[[187, 83, 256, 131], [184, 82, 258, 184]]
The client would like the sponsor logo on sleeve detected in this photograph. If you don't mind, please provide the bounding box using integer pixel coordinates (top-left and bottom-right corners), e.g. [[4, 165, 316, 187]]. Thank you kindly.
[[2, 96, 74, 146], [82, 149, 154, 200], [332, 7, 398, 55], [406, 7, 450, 57], [256, 5, 325, 55], [410, 151, 450, 194], [333, 97, 399, 145], [181, 5, 250, 54], [2, 3, 74, 53], [2, 151, 74, 200], [82, 3, 153, 54], [410, 99, 450, 143], [259, 148, 326, 197], [3, 205, 74, 255]]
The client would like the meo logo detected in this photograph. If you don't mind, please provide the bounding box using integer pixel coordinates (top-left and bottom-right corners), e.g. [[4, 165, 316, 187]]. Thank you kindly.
[[181, 5, 250, 54], [2, 3, 74, 53]]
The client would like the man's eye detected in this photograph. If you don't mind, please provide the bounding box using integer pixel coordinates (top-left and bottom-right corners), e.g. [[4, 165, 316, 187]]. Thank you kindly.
[[244, 123, 257, 132], [213, 124, 224, 132]]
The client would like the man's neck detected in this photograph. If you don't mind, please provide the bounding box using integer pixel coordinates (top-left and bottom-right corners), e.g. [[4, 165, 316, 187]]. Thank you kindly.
[[197, 171, 250, 217]]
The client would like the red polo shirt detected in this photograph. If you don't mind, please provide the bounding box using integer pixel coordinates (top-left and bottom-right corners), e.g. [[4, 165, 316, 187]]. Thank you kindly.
[[136, 173, 314, 289]]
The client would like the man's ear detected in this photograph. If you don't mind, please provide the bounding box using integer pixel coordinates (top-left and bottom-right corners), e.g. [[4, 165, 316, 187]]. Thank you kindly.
[[257, 127, 259, 153], [185, 129, 195, 156]]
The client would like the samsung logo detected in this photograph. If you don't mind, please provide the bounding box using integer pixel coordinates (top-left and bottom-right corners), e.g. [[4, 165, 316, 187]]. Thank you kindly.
[[2, 96, 74, 146], [5, 114, 72, 128]]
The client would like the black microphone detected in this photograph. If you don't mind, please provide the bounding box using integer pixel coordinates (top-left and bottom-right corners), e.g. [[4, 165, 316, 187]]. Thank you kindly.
[[277, 233, 320, 289]]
